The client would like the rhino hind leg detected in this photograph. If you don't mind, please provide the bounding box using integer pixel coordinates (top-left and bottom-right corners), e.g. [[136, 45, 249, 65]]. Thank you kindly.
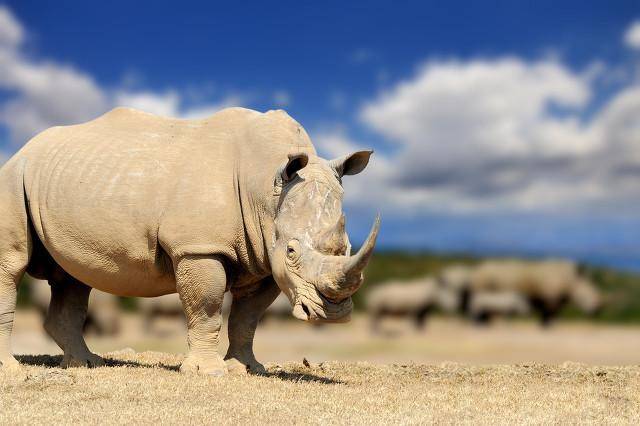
[[415, 307, 431, 330], [0, 165, 31, 370], [175, 255, 228, 376], [0, 267, 24, 370], [44, 275, 104, 368], [225, 277, 280, 375]]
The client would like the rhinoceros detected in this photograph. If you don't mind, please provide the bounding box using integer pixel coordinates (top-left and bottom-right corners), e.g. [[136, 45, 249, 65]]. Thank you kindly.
[[366, 277, 458, 332], [469, 259, 602, 325], [0, 107, 380, 375], [466, 290, 531, 323]]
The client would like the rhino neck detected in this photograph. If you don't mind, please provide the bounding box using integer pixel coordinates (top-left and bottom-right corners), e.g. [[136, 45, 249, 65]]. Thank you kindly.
[[234, 169, 274, 279]]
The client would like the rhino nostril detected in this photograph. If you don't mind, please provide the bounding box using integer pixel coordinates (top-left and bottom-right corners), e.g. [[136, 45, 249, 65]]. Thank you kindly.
[[301, 303, 311, 318], [319, 290, 348, 304]]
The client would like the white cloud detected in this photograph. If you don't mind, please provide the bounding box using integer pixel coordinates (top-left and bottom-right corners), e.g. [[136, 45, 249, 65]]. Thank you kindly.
[[0, 7, 108, 144], [181, 94, 245, 119], [114, 91, 181, 117], [624, 21, 640, 49], [0, 6, 246, 150], [317, 57, 640, 215], [0, 6, 23, 47]]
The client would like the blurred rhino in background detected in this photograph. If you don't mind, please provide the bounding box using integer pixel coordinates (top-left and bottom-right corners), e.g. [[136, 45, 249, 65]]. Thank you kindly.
[[261, 293, 296, 321], [366, 277, 458, 332], [467, 290, 531, 323], [437, 264, 474, 312], [139, 292, 295, 334], [138, 293, 191, 334], [30, 280, 121, 336], [469, 259, 602, 325]]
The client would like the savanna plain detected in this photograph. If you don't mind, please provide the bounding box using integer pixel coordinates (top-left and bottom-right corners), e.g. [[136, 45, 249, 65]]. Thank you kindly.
[[4, 254, 640, 424], [2, 310, 640, 424]]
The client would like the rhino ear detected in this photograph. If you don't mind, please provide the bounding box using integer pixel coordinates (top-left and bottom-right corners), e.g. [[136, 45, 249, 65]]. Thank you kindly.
[[330, 150, 373, 177], [279, 152, 309, 183]]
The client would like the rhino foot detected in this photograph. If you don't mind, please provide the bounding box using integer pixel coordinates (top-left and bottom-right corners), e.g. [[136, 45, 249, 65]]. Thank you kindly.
[[225, 356, 266, 376], [180, 354, 227, 377], [60, 352, 105, 369]]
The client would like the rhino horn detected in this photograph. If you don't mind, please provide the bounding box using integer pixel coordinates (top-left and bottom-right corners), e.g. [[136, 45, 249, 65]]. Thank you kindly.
[[318, 215, 380, 302], [344, 214, 380, 280]]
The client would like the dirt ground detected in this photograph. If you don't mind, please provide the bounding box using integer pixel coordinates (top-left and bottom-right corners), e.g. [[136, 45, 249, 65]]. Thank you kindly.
[[1, 351, 639, 424], [5, 310, 640, 423]]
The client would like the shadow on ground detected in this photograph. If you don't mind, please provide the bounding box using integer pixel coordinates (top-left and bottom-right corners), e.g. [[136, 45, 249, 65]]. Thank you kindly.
[[15, 354, 343, 384], [16, 354, 180, 372]]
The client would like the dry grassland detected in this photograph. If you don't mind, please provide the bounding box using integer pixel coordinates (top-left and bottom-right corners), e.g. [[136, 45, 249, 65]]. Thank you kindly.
[[1, 350, 639, 424]]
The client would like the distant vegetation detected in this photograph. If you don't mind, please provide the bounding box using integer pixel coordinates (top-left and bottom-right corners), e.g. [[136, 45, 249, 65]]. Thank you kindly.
[[360, 251, 640, 323]]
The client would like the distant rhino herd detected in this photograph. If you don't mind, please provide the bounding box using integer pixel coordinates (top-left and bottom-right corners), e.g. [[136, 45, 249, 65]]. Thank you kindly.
[[366, 259, 603, 330], [27, 258, 602, 338]]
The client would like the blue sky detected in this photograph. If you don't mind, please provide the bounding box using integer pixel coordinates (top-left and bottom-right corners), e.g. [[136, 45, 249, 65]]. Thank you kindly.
[[1, 1, 640, 270]]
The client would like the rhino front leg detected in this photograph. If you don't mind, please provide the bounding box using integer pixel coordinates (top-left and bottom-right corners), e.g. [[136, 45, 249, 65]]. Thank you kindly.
[[44, 277, 104, 368], [225, 277, 280, 375], [175, 255, 227, 376]]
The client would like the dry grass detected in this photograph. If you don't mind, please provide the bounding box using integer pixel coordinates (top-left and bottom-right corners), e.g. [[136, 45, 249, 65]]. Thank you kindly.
[[1, 350, 639, 425]]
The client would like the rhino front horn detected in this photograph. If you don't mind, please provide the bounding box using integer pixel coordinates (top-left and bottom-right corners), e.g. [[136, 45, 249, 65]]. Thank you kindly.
[[341, 215, 380, 289]]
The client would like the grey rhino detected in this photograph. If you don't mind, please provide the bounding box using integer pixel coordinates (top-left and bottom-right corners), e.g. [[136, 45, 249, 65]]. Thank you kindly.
[[0, 107, 380, 375], [138, 292, 290, 334], [137, 293, 191, 334], [469, 259, 602, 325], [366, 277, 458, 331], [466, 290, 531, 323]]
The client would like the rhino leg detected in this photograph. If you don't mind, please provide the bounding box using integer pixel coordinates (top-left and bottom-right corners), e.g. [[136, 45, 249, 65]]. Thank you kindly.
[[0, 165, 31, 371], [225, 277, 280, 375], [44, 276, 104, 368], [176, 255, 227, 376], [0, 267, 24, 371], [415, 307, 431, 330], [369, 311, 383, 334]]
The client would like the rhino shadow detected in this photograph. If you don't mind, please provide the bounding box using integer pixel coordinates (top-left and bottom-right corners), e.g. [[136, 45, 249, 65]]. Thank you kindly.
[[15, 355, 343, 383], [16, 354, 180, 372], [261, 370, 344, 385]]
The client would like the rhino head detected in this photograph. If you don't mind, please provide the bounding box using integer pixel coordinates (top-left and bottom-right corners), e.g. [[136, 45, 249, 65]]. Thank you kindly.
[[570, 278, 603, 316], [269, 150, 379, 323]]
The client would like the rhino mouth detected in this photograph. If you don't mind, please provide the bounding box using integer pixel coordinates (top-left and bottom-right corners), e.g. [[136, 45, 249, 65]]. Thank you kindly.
[[291, 285, 353, 323]]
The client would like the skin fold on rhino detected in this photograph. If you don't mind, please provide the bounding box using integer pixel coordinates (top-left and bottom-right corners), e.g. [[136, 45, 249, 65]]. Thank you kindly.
[[0, 107, 379, 375]]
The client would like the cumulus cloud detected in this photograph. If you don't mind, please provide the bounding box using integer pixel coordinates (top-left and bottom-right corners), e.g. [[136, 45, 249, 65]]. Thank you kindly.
[[0, 6, 24, 47], [0, 6, 245, 150], [114, 91, 181, 117], [624, 21, 640, 49], [317, 57, 640, 215], [0, 6, 108, 145]]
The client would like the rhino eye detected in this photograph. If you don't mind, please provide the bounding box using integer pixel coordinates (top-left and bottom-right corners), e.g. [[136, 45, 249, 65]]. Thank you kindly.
[[286, 240, 301, 261]]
